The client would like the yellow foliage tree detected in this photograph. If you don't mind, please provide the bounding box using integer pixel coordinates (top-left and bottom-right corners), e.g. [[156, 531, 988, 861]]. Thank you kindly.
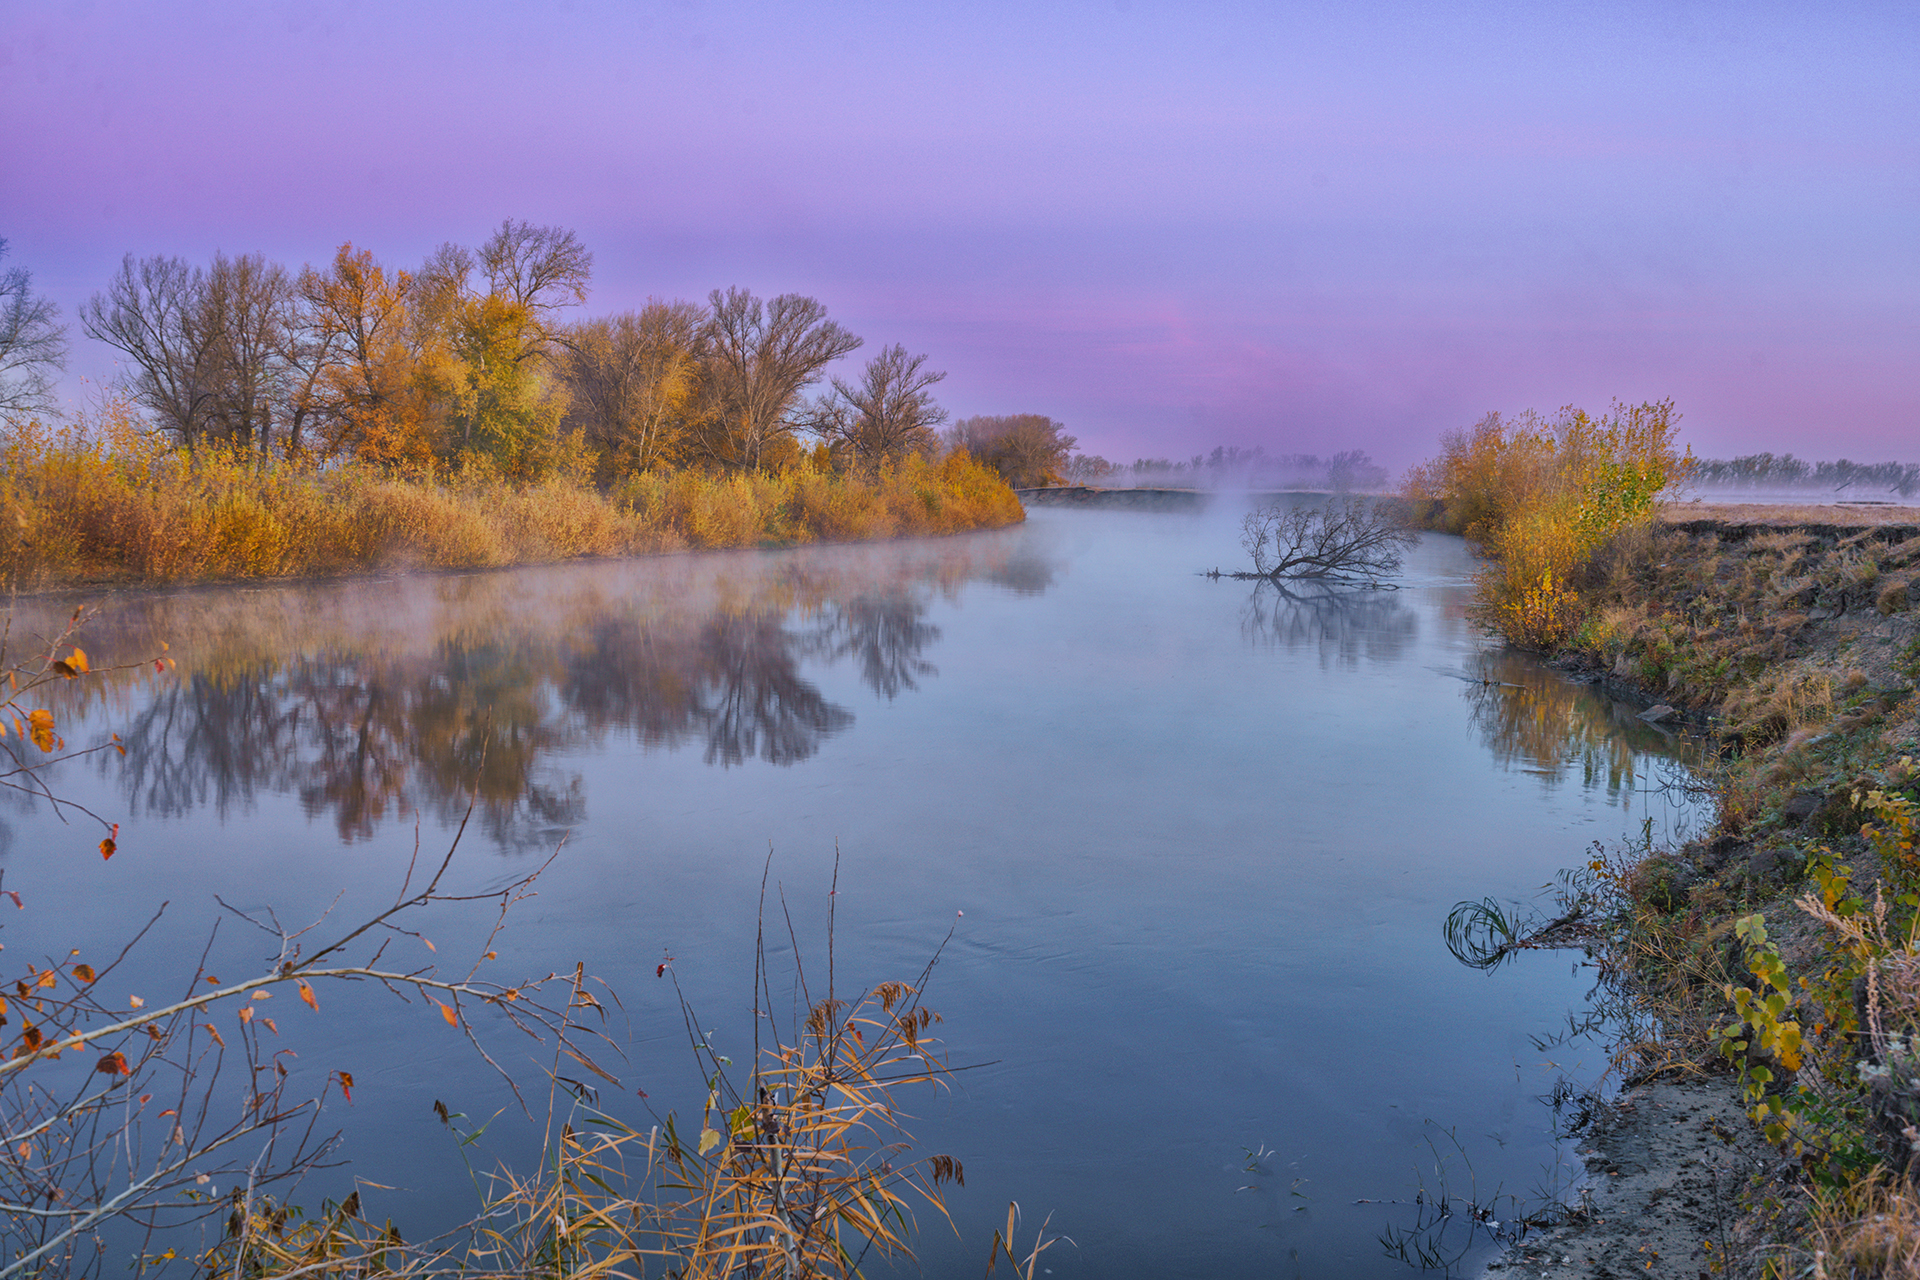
[[297, 245, 439, 470]]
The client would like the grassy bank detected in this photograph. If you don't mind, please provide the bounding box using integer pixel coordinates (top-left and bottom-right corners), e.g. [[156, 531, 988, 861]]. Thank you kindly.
[[0, 413, 1025, 591], [1554, 512, 1920, 1274], [1421, 414, 1920, 1272]]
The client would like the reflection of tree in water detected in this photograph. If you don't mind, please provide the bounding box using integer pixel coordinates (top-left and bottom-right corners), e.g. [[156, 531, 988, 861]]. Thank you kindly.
[[117, 644, 584, 847], [1239, 581, 1416, 666], [986, 549, 1057, 597], [1461, 651, 1698, 805], [813, 592, 939, 701], [689, 610, 854, 766], [68, 541, 1032, 847]]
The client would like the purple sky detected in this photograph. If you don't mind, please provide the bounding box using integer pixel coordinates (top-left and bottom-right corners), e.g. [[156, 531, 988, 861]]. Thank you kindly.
[[4, 1, 1914, 469]]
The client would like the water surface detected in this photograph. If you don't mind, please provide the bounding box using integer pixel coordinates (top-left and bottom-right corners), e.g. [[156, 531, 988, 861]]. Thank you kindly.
[[3, 506, 1703, 1277]]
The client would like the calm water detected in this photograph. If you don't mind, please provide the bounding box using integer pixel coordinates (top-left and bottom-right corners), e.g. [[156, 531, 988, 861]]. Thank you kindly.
[[4, 505, 1702, 1277]]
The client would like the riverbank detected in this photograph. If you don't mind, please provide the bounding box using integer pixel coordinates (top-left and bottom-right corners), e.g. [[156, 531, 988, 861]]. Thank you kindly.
[[0, 431, 1023, 591], [1490, 502, 1920, 1276]]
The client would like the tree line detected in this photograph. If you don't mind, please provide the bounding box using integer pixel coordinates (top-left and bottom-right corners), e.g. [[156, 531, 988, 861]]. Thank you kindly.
[[1690, 452, 1920, 497], [1120, 445, 1389, 491], [0, 229, 1080, 486]]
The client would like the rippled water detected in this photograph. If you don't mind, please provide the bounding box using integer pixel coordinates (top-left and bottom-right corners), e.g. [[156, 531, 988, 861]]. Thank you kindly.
[[3, 504, 1704, 1277]]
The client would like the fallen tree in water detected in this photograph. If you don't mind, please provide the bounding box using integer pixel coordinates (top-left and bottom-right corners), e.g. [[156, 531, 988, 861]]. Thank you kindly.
[[1220, 497, 1416, 587]]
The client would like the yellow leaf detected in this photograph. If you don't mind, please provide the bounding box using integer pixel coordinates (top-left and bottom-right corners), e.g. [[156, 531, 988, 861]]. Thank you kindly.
[[67, 649, 88, 675], [71, 964, 95, 983], [129, 996, 144, 1009], [697, 1127, 723, 1156], [27, 710, 54, 753], [299, 982, 318, 1012], [438, 1002, 457, 1027]]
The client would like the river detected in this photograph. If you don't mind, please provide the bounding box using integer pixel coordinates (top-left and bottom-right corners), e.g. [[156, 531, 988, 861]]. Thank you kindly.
[[1, 502, 1704, 1277]]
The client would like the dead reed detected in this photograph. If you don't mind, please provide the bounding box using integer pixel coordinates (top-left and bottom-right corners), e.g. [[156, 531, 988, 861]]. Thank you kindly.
[[0, 405, 1024, 592]]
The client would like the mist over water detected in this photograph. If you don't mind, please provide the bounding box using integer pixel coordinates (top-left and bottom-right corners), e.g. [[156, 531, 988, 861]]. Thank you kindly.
[[3, 508, 1706, 1277]]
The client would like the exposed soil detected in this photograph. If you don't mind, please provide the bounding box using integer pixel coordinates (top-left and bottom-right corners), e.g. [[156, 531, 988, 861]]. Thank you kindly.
[[1486, 1077, 1775, 1279]]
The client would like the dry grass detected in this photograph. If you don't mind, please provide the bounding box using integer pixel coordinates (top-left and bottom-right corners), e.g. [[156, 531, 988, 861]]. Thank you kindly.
[[1795, 1167, 1920, 1278], [0, 406, 1024, 591], [200, 930, 976, 1279], [1664, 501, 1920, 529]]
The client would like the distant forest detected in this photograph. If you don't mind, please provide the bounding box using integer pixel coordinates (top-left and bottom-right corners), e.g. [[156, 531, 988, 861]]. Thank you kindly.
[[1069, 445, 1391, 491], [1690, 453, 1920, 497]]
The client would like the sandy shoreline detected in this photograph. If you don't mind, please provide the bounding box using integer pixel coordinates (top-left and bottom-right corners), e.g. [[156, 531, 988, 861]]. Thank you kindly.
[[1484, 1076, 1774, 1278]]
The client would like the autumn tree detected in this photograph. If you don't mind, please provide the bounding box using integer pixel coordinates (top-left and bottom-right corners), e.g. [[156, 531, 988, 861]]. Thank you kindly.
[[697, 288, 861, 470], [1063, 453, 1117, 484], [820, 343, 947, 467], [296, 244, 433, 467], [947, 414, 1076, 488], [0, 239, 67, 424], [198, 252, 294, 455], [409, 222, 589, 476], [81, 251, 300, 457], [81, 254, 228, 450], [562, 301, 705, 476], [1235, 498, 1416, 585], [478, 218, 593, 318]]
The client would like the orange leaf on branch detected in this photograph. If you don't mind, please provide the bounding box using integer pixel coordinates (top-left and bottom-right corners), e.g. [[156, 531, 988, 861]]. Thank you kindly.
[[94, 1051, 129, 1076]]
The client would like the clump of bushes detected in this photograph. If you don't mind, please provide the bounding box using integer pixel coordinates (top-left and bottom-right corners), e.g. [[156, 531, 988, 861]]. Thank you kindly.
[[0, 401, 1024, 590], [1403, 400, 1693, 648]]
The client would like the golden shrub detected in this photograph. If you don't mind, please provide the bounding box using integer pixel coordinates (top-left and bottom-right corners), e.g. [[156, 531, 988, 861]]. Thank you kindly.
[[1407, 400, 1692, 647], [0, 401, 1024, 590]]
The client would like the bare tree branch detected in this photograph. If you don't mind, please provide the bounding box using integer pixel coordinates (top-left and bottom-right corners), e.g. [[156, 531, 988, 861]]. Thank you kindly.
[[0, 239, 67, 424], [1226, 498, 1417, 586]]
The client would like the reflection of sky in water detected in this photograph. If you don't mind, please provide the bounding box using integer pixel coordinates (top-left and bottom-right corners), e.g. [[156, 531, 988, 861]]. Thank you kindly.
[[1, 508, 1706, 1278]]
